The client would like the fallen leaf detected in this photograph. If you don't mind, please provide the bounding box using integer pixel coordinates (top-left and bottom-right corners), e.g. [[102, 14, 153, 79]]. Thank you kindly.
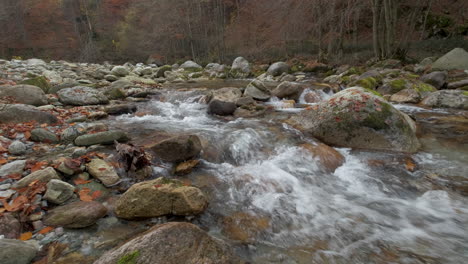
[[91, 190, 102, 199], [79, 188, 93, 202], [19, 232, 33, 241], [30, 161, 49, 172], [24, 131, 31, 140], [98, 167, 107, 171], [74, 178, 91, 185], [38, 226, 54, 234], [405, 158, 416, 172], [0, 159, 7, 165], [0, 146, 7, 152]]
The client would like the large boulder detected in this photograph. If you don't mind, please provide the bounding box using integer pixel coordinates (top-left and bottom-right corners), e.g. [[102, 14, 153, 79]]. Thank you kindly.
[[210, 87, 242, 103], [86, 159, 120, 186], [271, 81, 304, 101], [420, 71, 447, 89], [289, 87, 420, 152], [0, 85, 48, 106], [44, 201, 107, 228], [243, 80, 270, 101], [390, 89, 421, 104], [19, 76, 50, 93], [111, 66, 129, 77], [421, 90, 468, 110], [208, 100, 237, 116], [94, 222, 241, 264], [0, 239, 37, 264], [432, 48, 468, 71], [115, 178, 208, 219], [180, 60, 202, 71], [58, 86, 109, 106], [14, 167, 60, 188], [30, 128, 59, 143], [0, 104, 55, 124], [74, 130, 129, 146], [150, 135, 202, 162], [230, 57, 251, 78], [266, 62, 290, 76]]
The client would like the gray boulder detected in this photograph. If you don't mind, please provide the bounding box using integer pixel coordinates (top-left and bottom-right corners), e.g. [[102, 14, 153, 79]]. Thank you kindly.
[[86, 159, 120, 186], [271, 81, 304, 101], [244, 80, 270, 101], [30, 128, 59, 143], [0, 85, 48, 106], [267, 62, 290, 76], [432, 48, 468, 70], [0, 160, 26, 177], [150, 135, 202, 162], [94, 222, 240, 264], [421, 90, 468, 110], [0, 239, 37, 264], [44, 179, 75, 204], [74, 130, 129, 146], [390, 89, 421, 104], [210, 87, 242, 103], [111, 66, 130, 77], [58, 86, 109, 106], [8, 141, 27, 155], [420, 71, 447, 89], [44, 201, 107, 228], [230, 57, 251, 78], [208, 100, 237, 116], [180, 60, 202, 71], [289, 87, 420, 152]]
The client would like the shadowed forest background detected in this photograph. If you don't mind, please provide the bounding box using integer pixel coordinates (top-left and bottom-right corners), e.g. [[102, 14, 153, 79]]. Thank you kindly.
[[0, 0, 467, 64]]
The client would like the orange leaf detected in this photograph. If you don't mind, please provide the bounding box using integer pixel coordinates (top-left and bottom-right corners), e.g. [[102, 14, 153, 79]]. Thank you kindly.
[[79, 188, 93, 202], [405, 158, 416, 172], [19, 232, 32, 241], [30, 161, 49, 172], [0, 159, 7, 165], [98, 167, 107, 171], [0, 146, 7, 152], [74, 178, 91, 185], [24, 131, 31, 139], [91, 190, 102, 199], [38, 226, 54, 234], [40, 123, 48, 128], [0, 207, 5, 214]]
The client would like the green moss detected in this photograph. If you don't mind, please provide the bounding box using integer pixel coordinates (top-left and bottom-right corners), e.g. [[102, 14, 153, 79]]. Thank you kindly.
[[462, 91, 468, 96], [364, 88, 383, 97], [346, 67, 363, 76], [388, 79, 407, 93], [105, 87, 126, 100], [341, 76, 351, 84], [159, 177, 183, 187], [290, 65, 300, 73], [405, 74, 419, 79], [184, 67, 203, 73], [118, 250, 140, 264], [412, 83, 436, 93], [20, 76, 50, 93], [355, 77, 378, 90], [156, 65, 172, 78], [361, 102, 392, 130]]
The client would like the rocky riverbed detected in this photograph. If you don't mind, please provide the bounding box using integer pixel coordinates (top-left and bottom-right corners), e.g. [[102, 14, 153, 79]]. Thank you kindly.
[[0, 49, 468, 264]]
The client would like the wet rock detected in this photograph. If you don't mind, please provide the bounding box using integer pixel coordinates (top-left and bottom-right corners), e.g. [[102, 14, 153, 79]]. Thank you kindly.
[[150, 135, 202, 162], [14, 167, 60, 188], [180, 60, 202, 71], [223, 212, 270, 243], [0, 160, 26, 177], [30, 128, 59, 143], [300, 143, 345, 173], [74, 130, 129, 146], [244, 80, 270, 101], [420, 71, 447, 89], [8, 140, 27, 155], [94, 222, 240, 264], [0, 213, 21, 239], [174, 160, 200, 175], [44, 179, 75, 204], [390, 88, 421, 104], [115, 177, 208, 219], [44, 201, 107, 228], [303, 91, 322, 103], [104, 86, 126, 100], [432, 48, 468, 70], [234, 104, 267, 118], [58, 86, 109, 106], [104, 104, 137, 115], [289, 87, 420, 152], [271, 81, 303, 101], [208, 100, 237, 116], [0, 104, 57, 124], [86, 159, 120, 186], [421, 90, 468, 110], [236, 96, 256, 106], [0, 239, 37, 264], [0, 85, 48, 106], [111, 66, 129, 77], [210, 87, 242, 103], [230, 57, 251, 78], [267, 62, 290, 76]]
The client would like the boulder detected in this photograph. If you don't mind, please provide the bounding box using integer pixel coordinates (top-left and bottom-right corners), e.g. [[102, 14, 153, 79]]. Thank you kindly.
[[0, 239, 37, 264], [48, 82, 80, 94], [104, 104, 137, 115], [44, 179, 75, 204], [44, 201, 107, 228], [0, 213, 21, 239], [180, 60, 202, 71], [390, 89, 421, 104], [420, 71, 447, 89], [26, 58, 47, 66], [0, 104, 58, 124], [243, 80, 270, 101], [208, 100, 237, 116], [0, 85, 48, 106], [30, 128, 59, 143], [8, 141, 27, 155], [266, 62, 290, 76], [115, 177, 207, 219], [111, 66, 129, 77], [210, 87, 242, 103], [74, 130, 129, 146], [150, 135, 202, 162], [289, 87, 420, 152], [58, 86, 109, 106], [60, 126, 81, 143], [0, 160, 26, 177], [104, 87, 126, 100], [86, 159, 120, 186], [421, 90, 468, 110], [230, 57, 251, 78], [94, 222, 240, 264], [155, 65, 173, 78], [271, 81, 304, 101], [300, 143, 345, 173], [432, 48, 468, 70], [14, 167, 60, 188]]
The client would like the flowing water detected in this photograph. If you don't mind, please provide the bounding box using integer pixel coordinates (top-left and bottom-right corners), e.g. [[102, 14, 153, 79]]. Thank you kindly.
[[106, 88, 468, 264]]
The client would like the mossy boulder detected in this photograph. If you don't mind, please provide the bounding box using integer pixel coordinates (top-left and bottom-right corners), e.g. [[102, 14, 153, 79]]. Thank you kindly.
[[289, 87, 420, 152], [352, 77, 379, 90], [421, 90, 468, 110], [105, 87, 126, 100], [20, 76, 50, 93], [155, 65, 173, 78]]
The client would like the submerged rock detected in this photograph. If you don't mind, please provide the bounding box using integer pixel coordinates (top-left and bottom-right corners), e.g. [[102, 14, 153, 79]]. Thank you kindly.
[[86, 159, 120, 186], [44, 201, 107, 228], [0, 239, 37, 264], [300, 142, 345, 173], [44, 179, 75, 204], [289, 87, 420, 152], [74, 130, 129, 146], [94, 222, 241, 264], [150, 135, 202, 162], [115, 177, 208, 219]]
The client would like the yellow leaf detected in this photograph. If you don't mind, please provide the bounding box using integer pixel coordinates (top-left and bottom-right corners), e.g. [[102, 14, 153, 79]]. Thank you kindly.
[[19, 232, 33, 241]]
